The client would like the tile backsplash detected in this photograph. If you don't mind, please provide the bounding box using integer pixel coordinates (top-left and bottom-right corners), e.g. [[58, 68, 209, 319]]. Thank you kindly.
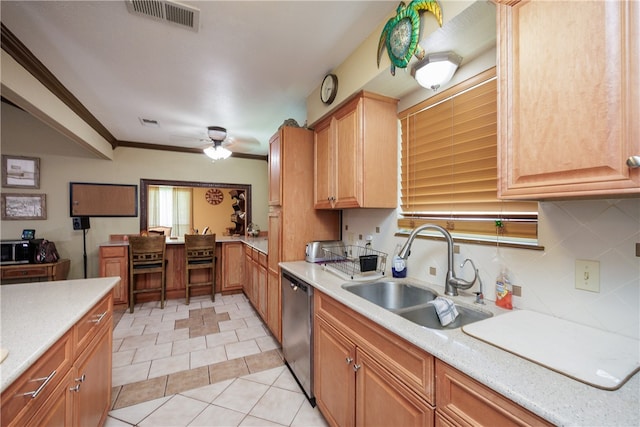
[[342, 199, 640, 339]]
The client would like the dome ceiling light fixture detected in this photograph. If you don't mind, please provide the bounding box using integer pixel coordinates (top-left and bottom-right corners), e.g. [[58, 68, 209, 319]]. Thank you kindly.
[[203, 126, 232, 161], [412, 51, 462, 91]]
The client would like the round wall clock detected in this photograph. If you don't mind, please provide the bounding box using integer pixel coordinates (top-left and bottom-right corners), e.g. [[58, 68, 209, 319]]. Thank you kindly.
[[205, 188, 224, 205], [320, 73, 338, 105]]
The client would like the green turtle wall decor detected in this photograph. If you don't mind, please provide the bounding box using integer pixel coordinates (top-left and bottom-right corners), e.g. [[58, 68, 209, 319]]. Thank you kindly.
[[377, 0, 443, 76]]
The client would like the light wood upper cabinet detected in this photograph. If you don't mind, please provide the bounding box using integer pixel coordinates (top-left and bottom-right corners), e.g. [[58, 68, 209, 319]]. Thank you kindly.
[[313, 91, 399, 209], [497, 0, 639, 199]]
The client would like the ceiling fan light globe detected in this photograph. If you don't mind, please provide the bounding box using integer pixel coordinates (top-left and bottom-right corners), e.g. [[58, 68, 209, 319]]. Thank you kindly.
[[207, 126, 227, 141], [203, 144, 232, 160]]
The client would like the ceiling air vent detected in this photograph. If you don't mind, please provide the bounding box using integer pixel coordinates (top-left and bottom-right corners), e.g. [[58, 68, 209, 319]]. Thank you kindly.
[[125, 0, 200, 32]]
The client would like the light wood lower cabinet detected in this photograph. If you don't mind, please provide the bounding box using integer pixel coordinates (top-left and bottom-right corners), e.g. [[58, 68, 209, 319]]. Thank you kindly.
[[243, 245, 270, 335], [72, 325, 112, 427], [435, 360, 552, 427], [99, 246, 128, 305], [266, 269, 281, 342], [314, 291, 435, 427], [1, 293, 113, 427], [221, 242, 245, 292], [314, 291, 553, 427]]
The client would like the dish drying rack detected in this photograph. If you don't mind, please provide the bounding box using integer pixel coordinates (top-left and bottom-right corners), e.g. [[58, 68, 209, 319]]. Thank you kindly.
[[321, 245, 387, 280]]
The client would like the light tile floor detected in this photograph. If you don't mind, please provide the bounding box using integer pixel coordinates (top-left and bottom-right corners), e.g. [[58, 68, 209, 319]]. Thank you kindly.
[[106, 293, 327, 427]]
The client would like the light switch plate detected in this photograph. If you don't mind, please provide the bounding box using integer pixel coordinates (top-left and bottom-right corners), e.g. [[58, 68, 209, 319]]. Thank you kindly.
[[575, 259, 600, 292]]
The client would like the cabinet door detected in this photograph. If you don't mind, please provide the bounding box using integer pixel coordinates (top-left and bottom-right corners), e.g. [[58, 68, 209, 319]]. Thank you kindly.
[[256, 259, 267, 320], [334, 98, 362, 209], [268, 131, 282, 206], [26, 370, 73, 427], [99, 246, 128, 305], [221, 242, 245, 292], [314, 118, 334, 208], [314, 317, 356, 427], [72, 326, 112, 427], [267, 208, 281, 273], [266, 269, 281, 342], [498, 0, 639, 199], [355, 348, 434, 427], [243, 246, 253, 301]]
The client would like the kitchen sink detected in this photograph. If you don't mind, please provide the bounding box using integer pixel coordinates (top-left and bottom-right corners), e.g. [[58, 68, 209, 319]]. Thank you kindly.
[[341, 281, 438, 311], [341, 280, 492, 329], [397, 303, 493, 330]]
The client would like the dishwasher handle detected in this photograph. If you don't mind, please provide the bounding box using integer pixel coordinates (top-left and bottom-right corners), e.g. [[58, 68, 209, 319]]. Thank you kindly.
[[283, 271, 310, 293]]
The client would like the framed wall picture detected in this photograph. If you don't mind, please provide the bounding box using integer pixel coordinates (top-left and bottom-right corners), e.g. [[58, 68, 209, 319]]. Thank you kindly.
[[1, 193, 47, 220], [2, 155, 40, 189]]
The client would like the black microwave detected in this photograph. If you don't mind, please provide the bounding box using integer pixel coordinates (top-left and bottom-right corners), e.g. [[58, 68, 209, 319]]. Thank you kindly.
[[1, 240, 32, 264]]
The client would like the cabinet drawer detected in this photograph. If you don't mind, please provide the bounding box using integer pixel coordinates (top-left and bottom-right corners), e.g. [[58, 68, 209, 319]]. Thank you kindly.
[[0, 331, 73, 427], [315, 291, 435, 405], [436, 360, 552, 427], [100, 246, 127, 258], [74, 294, 113, 357], [1, 266, 48, 280]]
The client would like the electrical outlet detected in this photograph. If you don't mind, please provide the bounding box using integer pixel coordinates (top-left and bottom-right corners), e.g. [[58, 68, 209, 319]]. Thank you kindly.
[[512, 285, 522, 297], [575, 260, 600, 292], [429, 267, 436, 276]]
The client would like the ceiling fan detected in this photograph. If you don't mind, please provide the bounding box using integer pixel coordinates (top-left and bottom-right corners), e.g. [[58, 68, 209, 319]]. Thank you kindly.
[[172, 126, 262, 160]]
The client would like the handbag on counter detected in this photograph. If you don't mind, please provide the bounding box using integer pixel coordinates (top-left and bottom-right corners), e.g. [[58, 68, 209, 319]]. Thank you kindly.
[[34, 239, 60, 264]]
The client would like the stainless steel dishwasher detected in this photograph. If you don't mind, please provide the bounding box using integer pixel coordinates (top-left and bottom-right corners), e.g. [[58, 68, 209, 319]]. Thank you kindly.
[[281, 270, 315, 405]]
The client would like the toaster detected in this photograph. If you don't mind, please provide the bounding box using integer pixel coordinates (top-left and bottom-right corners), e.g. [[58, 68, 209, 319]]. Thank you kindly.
[[305, 240, 344, 263]]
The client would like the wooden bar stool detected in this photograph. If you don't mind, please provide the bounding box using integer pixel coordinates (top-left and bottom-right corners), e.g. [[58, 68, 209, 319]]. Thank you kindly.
[[128, 235, 167, 313], [184, 234, 216, 305]]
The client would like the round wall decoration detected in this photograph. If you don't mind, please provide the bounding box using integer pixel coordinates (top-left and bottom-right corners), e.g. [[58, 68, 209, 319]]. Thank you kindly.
[[205, 188, 224, 205]]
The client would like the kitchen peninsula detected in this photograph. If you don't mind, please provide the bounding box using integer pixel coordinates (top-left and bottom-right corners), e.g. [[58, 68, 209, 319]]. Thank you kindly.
[[0, 277, 118, 426], [99, 236, 267, 308]]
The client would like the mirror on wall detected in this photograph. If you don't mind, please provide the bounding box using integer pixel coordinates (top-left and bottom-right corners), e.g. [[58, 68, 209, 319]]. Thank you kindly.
[[139, 179, 251, 238]]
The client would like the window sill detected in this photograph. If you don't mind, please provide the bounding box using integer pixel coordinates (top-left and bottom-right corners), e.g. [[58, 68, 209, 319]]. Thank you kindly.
[[395, 229, 545, 251]]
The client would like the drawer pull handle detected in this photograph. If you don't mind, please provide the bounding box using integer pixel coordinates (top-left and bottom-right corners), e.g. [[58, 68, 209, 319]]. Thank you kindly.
[[91, 311, 108, 324], [23, 370, 56, 398]]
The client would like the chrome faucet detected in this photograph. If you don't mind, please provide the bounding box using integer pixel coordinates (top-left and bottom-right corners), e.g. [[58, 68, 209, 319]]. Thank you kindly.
[[398, 224, 478, 296]]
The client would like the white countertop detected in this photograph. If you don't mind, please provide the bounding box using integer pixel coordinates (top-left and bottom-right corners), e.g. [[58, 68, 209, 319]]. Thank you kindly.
[[280, 261, 640, 427], [0, 277, 119, 393], [100, 236, 268, 254]]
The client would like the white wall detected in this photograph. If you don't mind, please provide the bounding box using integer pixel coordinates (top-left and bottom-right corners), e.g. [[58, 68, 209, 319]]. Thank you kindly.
[[1, 104, 269, 280]]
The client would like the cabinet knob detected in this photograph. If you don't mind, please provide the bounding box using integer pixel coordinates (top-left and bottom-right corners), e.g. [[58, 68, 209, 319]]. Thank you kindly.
[[345, 357, 353, 365], [353, 364, 361, 372], [69, 384, 81, 392], [626, 156, 640, 168]]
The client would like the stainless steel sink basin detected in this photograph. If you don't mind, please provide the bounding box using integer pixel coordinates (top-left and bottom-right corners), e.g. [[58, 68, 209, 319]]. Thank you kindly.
[[397, 303, 493, 330], [341, 281, 438, 311]]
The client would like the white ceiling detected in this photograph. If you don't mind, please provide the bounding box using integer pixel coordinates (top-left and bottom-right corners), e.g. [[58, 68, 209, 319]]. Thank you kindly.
[[1, 0, 401, 155]]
